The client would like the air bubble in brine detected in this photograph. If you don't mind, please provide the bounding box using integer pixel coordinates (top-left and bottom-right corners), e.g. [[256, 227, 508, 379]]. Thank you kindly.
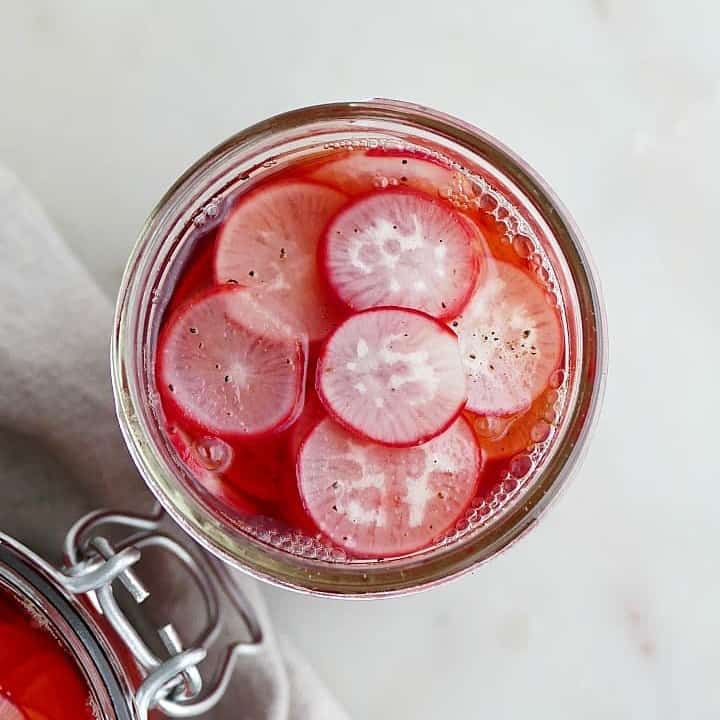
[[478, 193, 498, 212], [513, 235, 534, 258], [509, 454, 533, 478], [530, 420, 551, 443], [193, 436, 232, 472]]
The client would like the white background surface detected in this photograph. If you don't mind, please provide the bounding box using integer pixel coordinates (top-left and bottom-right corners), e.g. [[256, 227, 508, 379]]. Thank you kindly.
[[2, 1, 719, 717]]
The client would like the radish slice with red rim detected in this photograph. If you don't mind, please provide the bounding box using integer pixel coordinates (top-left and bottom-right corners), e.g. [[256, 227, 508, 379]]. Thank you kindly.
[[451, 261, 563, 415], [0, 696, 26, 720], [316, 307, 467, 447], [158, 286, 307, 438], [321, 189, 479, 319], [214, 180, 348, 340], [309, 147, 473, 198], [297, 416, 481, 557]]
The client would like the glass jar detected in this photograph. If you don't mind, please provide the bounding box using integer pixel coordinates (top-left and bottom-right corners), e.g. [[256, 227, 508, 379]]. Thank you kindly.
[[0, 508, 262, 719], [112, 99, 607, 597]]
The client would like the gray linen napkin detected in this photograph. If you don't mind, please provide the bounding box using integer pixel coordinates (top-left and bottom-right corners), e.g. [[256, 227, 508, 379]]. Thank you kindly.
[[0, 166, 349, 720]]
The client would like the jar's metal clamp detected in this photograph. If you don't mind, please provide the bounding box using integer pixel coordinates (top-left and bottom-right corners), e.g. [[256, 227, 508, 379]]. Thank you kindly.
[[51, 506, 262, 719]]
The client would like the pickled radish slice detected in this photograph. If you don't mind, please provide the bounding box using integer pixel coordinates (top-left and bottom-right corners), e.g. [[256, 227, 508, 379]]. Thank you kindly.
[[298, 416, 481, 556], [214, 180, 347, 340], [321, 189, 478, 319], [316, 307, 467, 447], [158, 287, 307, 437], [0, 694, 26, 720], [452, 261, 563, 415], [309, 147, 473, 198]]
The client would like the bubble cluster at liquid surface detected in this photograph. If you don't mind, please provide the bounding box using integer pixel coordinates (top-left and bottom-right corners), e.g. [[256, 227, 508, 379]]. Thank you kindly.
[[241, 518, 349, 562]]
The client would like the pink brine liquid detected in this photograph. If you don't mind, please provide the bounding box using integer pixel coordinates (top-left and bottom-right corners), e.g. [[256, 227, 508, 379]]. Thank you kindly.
[[155, 145, 569, 560], [0, 586, 96, 720]]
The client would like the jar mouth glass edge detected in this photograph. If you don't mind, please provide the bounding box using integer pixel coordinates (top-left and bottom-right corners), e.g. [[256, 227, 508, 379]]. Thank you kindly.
[[111, 99, 608, 597]]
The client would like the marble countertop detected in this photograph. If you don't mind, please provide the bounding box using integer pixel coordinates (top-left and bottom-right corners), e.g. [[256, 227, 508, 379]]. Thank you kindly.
[[2, 1, 718, 717]]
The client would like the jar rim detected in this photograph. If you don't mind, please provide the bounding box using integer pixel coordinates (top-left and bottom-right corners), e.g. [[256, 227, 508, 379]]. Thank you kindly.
[[112, 98, 608, 597]]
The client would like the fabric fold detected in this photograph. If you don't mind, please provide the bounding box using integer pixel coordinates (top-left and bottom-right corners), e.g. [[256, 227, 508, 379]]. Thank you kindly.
[[0, 166, 349, 720]]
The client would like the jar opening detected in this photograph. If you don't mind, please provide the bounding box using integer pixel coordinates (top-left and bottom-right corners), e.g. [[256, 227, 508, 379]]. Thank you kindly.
[[113, 100, 607, 596]]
